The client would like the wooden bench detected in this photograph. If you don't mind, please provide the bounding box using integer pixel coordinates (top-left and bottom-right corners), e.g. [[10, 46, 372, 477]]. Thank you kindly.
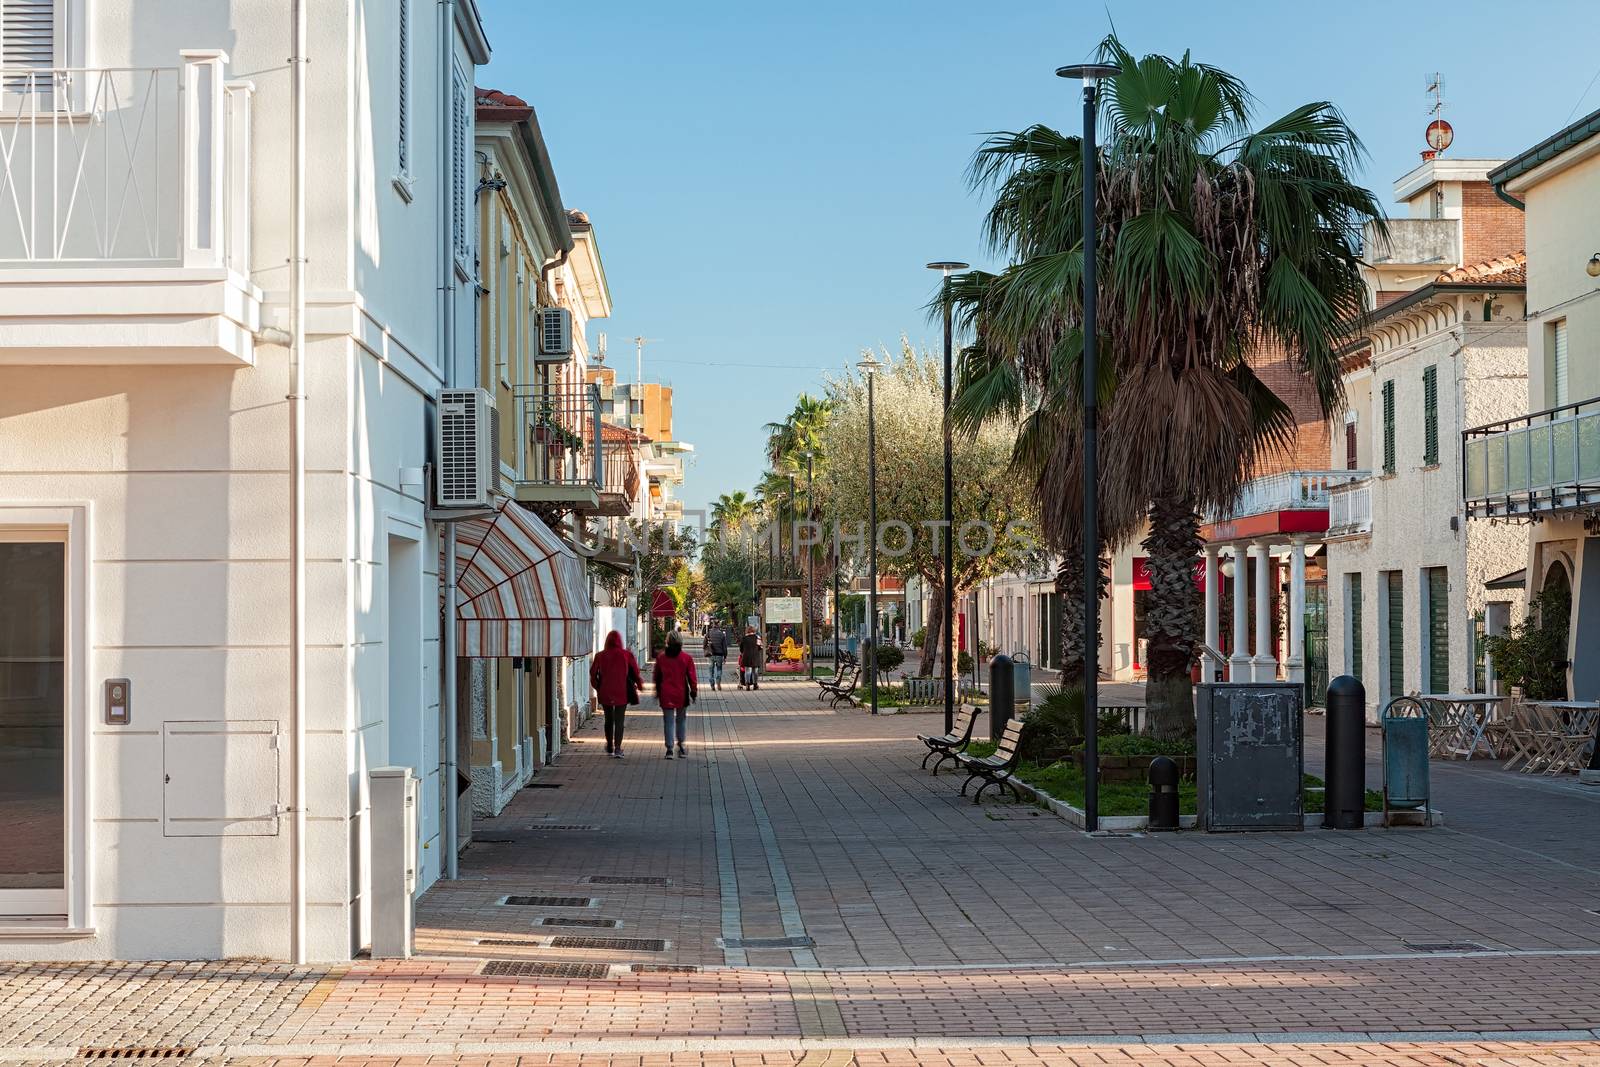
[[827, 671, 861, 708], [955, 718, 1028, 804], [917, 705, 980, 775], [816, 660, 859, 702]]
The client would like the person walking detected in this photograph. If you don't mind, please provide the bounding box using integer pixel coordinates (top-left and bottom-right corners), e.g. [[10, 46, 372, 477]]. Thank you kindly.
[[704, 621, 729, 691], [654, 630, 698, 759], [590, 629, 642, 759], [738, 625, 763, 691]]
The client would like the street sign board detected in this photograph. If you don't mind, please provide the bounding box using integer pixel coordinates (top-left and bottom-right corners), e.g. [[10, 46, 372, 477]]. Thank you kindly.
[[764, 596, 803, 624], [1195, 682, 1304, 831]]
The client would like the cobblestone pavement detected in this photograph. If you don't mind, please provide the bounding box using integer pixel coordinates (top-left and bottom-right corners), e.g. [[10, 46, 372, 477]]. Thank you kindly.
[[7, 664, 1600, 1065]]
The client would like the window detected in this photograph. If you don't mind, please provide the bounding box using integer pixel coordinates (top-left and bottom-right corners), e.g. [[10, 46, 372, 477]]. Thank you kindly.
[[2, 0, 57, 75], [1425, 567, 1449, 693], [1347, 572, 1363, 681], [396, 0, 410, 177], [1384, 570, 1403, 700], [1422, 365, 1439, 465], [1552, 319, 1569, 408], [1345, 420, 1357, 470], [450, 62, 469, 266], [1381, 380, 1396, 474]]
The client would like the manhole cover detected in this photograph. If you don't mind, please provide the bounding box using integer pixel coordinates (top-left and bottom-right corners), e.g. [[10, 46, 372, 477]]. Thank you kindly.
[[480, 960, 610, 979], [548, 936, 667, 951], [718, 935, 814, 949], [539, 916, 619, 928], [80, 1051, 195, 1061], [633, 964, 698, 973], [474, 835, 515, 844], [502, 895, 596, 908], [585, 876, 670, 886], [1404, 940, 1488, 952]]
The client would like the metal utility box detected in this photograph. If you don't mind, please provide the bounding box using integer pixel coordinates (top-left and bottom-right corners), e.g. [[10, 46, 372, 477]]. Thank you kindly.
[[370, 766, 419, 958], [1195, 683, 1304, 831]]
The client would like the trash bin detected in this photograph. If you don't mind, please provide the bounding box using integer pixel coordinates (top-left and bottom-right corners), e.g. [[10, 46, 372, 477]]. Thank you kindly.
[[1380, 697, 1432, 827], [1011, 653, 1032, 708]]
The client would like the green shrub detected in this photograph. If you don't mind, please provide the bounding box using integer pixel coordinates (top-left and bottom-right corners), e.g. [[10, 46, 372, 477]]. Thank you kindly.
[[1483, 583, 1570, 700], [910, 627, 926, 649], [875, 645, 905, 673], [1073, 732, 1197, 757]]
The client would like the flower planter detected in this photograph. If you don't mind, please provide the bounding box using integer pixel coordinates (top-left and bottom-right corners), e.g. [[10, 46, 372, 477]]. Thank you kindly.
[[1071, 751, 1196, 783]]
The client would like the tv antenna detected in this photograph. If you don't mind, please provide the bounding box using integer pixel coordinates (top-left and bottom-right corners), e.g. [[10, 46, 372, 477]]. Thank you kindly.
[[1424, 74, 1453, 157], [631, 336, 662, 397]]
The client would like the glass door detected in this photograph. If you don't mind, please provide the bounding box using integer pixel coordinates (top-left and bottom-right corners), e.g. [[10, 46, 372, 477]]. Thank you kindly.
[[0, 533, 66, 914]]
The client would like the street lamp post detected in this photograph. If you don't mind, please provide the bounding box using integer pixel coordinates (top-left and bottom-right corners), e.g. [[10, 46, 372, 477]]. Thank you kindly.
[[857, 351, 882, 715], [1056, 59, 1120, 834], [928, 259, 968, 735], [805, 451, 815, 680]]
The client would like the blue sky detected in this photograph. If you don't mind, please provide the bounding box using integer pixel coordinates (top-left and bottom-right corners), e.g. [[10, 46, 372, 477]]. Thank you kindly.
[[478, 0, 1600, 518]]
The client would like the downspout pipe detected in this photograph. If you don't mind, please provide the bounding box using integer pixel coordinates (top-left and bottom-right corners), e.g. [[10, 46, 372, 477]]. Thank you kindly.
[[439, 0, 460, 882], [288, 0, 309, 963]]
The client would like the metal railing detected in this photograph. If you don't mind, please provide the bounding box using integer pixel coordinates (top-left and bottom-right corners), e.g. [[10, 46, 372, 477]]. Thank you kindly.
[[514, 382, 602, 491], [600, 437, 640, 500], [1326, 477, 1373, 536], [0, 52, 249, 268], [1208, 470, 1369, 523], [1462, 395, 1600, 517]]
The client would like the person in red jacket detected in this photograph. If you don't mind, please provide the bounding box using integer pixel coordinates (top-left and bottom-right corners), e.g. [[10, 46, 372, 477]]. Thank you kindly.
[[653, 630, 698, 759], [590, 630, 642, 758]]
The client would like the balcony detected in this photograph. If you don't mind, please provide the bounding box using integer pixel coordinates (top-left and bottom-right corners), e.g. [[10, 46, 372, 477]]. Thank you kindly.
[[1462, 397, 1600, 518], [595, 423, 644, 518], [1325, 477, 1373, 539], [1203, 470, 1369, 542], [512, 382, 602, 510], [1362, 217, 1458, 268], [0, 52, 259, 365]]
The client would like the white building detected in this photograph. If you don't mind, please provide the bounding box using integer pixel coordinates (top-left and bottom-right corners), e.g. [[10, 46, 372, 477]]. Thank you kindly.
[[1322, 158, 1529, 716], [0, 0, 516, 961]]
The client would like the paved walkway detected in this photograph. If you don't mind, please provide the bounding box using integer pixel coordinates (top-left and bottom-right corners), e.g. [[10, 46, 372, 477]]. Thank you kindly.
[[8, 663, 1600, 1065]]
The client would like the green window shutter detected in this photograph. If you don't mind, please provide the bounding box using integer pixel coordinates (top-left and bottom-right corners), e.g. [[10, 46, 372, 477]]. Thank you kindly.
[[1382, 380, 1396, 474], [1427, 568, 1449, 692], [1349, 573, 1363, 681], [1422, 366, 1439, 466], [1386, 570, 1404, 698]]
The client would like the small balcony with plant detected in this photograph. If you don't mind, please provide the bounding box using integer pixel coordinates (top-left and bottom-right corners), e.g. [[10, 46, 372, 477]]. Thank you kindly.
[[513, 381, 603, 510], [0, 51, 258, 365]]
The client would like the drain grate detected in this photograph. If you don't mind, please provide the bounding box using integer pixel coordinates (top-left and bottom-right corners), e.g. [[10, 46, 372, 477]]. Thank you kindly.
[[1404, 940, 1488, 952], [633, 963, 699, 973], [528, 825, 599, 832], [548, 935, 667, 951], [478, 937, 545, 947], [585, 875, 670, 886], [526, 782, 565, 789], [539, 916, 619, 928], [80, 1050, 195, 1061], [480, 960, 610, 979], [502, 895, 596, 908], [719, 935, 814, 950], [474, 834, 515, 844]]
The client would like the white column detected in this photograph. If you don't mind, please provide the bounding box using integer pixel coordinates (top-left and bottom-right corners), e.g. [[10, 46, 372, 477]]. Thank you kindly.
[[1252, 539, 1279, 682], [1228, 543, 1251, 682], [1202, 546, 1221, 681], [1284, 535, 1308, 686]]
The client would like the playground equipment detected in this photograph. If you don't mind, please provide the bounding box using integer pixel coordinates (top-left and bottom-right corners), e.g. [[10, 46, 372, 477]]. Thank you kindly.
[[777, 635, 808, 663]]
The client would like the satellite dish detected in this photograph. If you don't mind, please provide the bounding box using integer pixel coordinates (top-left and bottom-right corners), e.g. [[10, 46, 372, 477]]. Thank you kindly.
[[1426, 119, 1454, 153]]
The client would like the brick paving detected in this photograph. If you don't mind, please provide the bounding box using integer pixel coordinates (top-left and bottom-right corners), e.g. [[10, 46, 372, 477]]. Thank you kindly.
[[7, 661, 1600, 1065]]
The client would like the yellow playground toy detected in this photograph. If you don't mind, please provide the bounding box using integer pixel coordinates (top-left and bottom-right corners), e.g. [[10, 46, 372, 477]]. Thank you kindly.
[[777, 635, 808, 663]]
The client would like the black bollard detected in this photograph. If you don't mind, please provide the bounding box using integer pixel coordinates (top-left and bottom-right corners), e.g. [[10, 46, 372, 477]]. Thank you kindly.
[[988, 654, 1014, 742], [1148, 756, 1179, 831], [1323, 674, 1366, 830]]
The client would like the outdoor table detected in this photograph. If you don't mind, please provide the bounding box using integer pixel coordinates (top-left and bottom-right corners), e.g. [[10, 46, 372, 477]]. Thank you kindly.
[[1418, 693, 1506, 760], [1527, 701, 1600, 774]]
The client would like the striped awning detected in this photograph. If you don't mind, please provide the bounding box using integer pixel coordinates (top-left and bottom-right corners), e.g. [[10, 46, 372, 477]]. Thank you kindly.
[[454, 501, 594, 658]]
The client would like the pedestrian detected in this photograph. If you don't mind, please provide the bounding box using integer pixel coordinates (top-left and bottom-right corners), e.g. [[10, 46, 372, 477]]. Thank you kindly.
[[738, 625, 763, 690], [704, 620, 729, 691], [653, 631, 698, 759], [589, 629, 642, 759]]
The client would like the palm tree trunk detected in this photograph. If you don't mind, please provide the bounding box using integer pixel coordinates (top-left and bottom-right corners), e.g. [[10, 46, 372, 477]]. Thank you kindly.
[[1056, 552, 1084, 685], [917, 584, 945, 677], [1144, 492, 1203, 741]]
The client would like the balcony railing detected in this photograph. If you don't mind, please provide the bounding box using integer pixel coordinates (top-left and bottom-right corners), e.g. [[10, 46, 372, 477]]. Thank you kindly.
[[1462, 396, 1600, 518], [1208, 470, 1368, 523], [514, 382, 602, 497], [1326, 477, 1373, 538], [600, 437, 640, 501], [0, 51, 249, 270]]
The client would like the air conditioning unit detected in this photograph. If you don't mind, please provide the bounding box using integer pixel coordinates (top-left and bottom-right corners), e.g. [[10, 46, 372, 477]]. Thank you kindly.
[[536, 307, 572, 362], [435, 388, 499, 508]]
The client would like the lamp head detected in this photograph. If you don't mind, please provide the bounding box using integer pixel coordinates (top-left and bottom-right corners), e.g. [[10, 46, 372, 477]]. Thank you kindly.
[[855, 353, 882, 376], [926, 260, 969, 275], [1055, 62, 1122, 85], [1587, 253, 1600, 279]]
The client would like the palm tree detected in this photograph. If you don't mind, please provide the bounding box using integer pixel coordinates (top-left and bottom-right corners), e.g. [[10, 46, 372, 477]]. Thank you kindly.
[[710, 490, 757, 533], [953, 35, 1381, 739]]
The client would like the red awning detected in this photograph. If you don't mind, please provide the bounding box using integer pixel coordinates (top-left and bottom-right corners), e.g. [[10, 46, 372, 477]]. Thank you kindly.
[[453, 501, 593, 658]]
